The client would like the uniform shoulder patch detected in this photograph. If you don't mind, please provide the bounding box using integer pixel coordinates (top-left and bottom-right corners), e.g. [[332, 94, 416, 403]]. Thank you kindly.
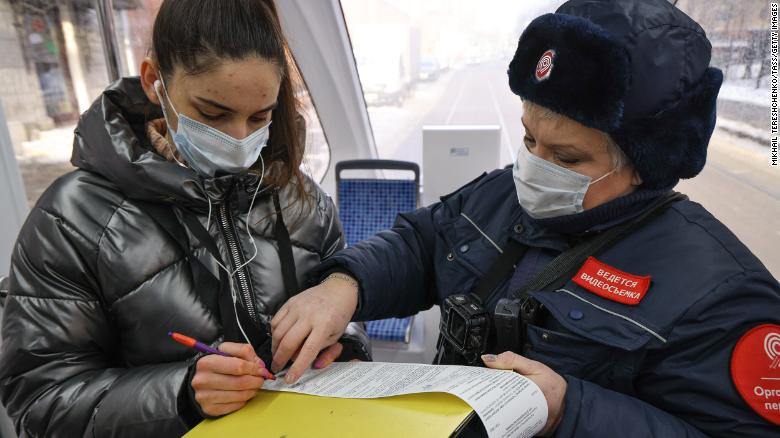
[[730, 324, 780, 425], [572, 256, 651, 305]]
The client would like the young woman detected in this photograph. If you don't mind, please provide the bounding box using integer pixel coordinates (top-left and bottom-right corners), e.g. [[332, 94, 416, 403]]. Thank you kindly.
[[0, 1, 369, 436]]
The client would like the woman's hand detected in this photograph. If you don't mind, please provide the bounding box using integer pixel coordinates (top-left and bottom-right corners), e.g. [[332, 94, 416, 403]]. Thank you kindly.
[[482, 352, 567, 436], [191, 343, 269, 417], [271, 275, 359, 383]]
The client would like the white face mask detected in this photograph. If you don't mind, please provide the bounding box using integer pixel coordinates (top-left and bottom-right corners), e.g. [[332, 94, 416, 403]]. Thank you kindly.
[[512, 145, 616, 219], [154, 78, 271, 177]]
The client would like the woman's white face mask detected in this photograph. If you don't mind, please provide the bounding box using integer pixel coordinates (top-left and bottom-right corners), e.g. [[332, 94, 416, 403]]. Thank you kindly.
[[512, 145, 617, 219], [154, 77, 270, 177]]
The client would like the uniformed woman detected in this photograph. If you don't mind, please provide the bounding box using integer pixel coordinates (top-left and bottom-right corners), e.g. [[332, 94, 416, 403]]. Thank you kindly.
[[271, 0, 780, 436]]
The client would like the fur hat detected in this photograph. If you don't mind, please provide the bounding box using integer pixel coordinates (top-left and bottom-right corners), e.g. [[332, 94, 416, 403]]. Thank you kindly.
[[508, 0, 723, 188]]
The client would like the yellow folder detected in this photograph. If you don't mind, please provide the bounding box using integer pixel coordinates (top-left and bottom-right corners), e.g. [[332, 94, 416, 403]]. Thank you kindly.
[[185, 390, 475, 437]]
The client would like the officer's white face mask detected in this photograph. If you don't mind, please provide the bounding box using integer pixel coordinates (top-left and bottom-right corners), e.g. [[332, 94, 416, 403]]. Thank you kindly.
[[513, 145, 616, 219], [154, 77, 270, 177]]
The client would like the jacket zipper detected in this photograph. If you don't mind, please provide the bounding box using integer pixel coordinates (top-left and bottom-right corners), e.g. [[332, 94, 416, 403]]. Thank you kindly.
[[218, 201, 258, 324]]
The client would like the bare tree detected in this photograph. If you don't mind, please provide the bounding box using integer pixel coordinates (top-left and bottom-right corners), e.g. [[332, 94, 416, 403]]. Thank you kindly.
[[754, 30, 770, 88]]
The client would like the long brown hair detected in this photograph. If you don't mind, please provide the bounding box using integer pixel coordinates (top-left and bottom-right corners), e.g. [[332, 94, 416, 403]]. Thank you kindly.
[[151, 0, 306, 199]]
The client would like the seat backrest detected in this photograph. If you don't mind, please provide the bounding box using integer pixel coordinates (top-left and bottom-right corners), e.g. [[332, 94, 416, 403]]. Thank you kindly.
[[336, 160, 419, 246]]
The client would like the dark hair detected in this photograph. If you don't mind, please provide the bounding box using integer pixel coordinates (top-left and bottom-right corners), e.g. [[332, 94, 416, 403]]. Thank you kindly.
[[152, 0, 305, 196]]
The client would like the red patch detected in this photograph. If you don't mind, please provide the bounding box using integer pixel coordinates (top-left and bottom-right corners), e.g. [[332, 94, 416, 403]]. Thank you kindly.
[[731, 324, 780, 425], [572, 256, 651, 305], [535, 49, 555, 82]]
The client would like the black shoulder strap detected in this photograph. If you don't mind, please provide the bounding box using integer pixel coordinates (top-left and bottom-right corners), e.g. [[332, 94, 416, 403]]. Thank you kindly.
[[513, 191, 687, 299], [473, 240, 527, 303], [272, 191, 300, 298]]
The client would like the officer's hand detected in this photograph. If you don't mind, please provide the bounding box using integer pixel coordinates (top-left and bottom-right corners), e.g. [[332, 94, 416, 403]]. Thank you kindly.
[[482, 352, 567, 435], [271, 275, 358, 383], [312, 341, 344, 369], [191, 343, 269, 417]]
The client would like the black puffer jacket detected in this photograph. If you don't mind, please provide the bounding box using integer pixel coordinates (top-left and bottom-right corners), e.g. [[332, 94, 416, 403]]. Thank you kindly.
[[0, 78, 369, 437]]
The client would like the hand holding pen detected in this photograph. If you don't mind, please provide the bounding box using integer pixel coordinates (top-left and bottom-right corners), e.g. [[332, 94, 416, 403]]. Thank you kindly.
[[169, 332, 275, 380], [169, 332, 274, 417]]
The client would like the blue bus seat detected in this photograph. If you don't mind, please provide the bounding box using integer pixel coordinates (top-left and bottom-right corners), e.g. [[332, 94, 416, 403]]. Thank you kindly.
[[335, 160, 419, 346]]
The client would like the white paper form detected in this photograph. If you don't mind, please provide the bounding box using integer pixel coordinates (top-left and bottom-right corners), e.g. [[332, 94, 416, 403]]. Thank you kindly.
[[263, 362, 548, 438]]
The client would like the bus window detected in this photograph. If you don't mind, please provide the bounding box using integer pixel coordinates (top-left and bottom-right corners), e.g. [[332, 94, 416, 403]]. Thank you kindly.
[[341, 0, 567, 167], [0, 0, 114, 206], [0, 0, 330, 210], [341, 0, 779, 277], [673, 0, 777, 277]]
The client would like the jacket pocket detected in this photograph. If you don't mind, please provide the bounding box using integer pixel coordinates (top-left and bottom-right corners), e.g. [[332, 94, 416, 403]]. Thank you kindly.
[[525, 288, 662, 391], [525, 322, 622, 380]]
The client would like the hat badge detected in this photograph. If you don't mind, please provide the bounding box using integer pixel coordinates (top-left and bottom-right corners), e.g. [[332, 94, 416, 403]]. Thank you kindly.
[[535, 49, 555, 82]]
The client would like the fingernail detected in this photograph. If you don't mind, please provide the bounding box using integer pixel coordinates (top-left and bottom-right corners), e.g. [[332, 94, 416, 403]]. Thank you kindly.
[[482, 354, 497, 363], [257, 358, 266, 368], [313, 359, 325, 369], [284, 373, 296, 384]]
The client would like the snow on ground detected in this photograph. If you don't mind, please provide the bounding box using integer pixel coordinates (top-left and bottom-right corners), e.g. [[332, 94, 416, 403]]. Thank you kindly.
[[16, 124, 76, 164], [718, 64, 769, 108], [716, 117, 770, 146], [719, 82, 769, 108]]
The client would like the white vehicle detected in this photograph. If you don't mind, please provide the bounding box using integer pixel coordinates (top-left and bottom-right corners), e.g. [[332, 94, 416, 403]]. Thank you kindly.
[[351, 23, 418, 106]]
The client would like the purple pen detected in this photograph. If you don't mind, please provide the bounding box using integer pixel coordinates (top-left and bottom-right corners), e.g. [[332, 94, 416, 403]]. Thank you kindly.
[[167, 331, 276, 380], [168, 331, 230, 356]]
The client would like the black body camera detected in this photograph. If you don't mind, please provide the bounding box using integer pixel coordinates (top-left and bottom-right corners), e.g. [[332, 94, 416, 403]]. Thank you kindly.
[[437, 294, 535, 366], [437, 294, 491, 365], [492, 298, 522, 354]]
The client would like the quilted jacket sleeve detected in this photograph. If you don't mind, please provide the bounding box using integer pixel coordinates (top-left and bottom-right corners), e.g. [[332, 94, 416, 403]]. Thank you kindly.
[[0, 204, 192, 438]]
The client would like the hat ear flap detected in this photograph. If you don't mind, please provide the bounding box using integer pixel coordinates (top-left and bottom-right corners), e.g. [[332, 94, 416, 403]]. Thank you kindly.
[[611, 67, 723, 188]]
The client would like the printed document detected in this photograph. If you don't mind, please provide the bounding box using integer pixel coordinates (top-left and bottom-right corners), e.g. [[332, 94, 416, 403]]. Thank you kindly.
[[264, 362, 547, 438]]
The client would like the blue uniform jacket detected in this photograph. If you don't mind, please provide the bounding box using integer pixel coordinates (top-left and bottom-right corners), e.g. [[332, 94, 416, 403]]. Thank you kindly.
[[319, 169, 780, 437]]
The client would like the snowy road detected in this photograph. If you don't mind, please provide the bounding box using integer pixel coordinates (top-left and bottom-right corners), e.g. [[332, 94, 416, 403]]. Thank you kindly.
[[717, 99, 768, 133]]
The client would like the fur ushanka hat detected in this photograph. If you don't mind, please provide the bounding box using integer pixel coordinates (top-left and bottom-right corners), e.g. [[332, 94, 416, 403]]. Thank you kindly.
[[508, 0, 723, 188]]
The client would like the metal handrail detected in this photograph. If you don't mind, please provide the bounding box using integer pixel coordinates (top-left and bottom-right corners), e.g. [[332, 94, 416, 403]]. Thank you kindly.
[[95, 0, 122, 82]]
